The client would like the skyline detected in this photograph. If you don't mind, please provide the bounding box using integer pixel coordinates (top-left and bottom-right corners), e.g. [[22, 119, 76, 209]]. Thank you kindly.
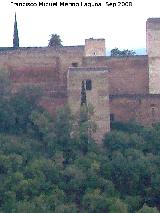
[[0, 0, 160, 49]]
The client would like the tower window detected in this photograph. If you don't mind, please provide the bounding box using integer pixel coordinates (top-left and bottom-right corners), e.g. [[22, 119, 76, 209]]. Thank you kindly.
[[85, 79, 92, 90], [72, 62, 78, 67]]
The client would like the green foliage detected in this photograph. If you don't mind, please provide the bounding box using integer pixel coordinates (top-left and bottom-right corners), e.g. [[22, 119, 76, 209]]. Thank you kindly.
[[111, 121, 144, 134], [54, 203, 78, 213], [82, 189, 109, 212], [81, 80, 87, 106], [111, 48, 136, 56], [0, 84, 160, 212], [53, 105, 73, 146], [136, 204, 159, 213], [48, 34, 62, 47], [103, 131, 130, 153], [0, 69, 11, 97], [125, 196, 143, 213], [108, 198, 129, 213], [0, 99, 16, 133], [9, 86, 43, 133], [77, 104, 97, 154]]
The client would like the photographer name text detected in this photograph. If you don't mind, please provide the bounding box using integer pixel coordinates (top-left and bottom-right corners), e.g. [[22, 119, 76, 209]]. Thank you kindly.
[[11, 1, 133, 7]]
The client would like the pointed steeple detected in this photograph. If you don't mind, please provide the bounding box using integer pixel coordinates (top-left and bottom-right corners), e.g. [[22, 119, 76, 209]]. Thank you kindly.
[[13, 13, 19, 48]]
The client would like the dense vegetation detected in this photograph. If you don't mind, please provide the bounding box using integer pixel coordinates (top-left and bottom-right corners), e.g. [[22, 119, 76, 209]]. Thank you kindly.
[[110, 48, 136, 56], [0, 72, 160, 213]]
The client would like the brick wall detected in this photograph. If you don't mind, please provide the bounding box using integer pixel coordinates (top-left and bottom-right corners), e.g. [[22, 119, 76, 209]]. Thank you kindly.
[[0, 46, 84, 114], [83, 56, 149, 95], [0, 42, 158, 127], [110, 94, 160, 126]]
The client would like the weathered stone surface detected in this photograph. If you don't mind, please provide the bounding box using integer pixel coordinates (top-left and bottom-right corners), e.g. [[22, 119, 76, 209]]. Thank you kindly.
[[147, 18, 160, 94], [110, 94, 160, 126], [85, 38, 106, 56], [67, 67, 110, 143]]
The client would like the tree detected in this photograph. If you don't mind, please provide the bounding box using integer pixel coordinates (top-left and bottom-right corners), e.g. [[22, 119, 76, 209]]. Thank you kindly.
[[125, 195, 143, 213], [81, 80, 87, 106], [48, 34, 62, 47], [29, 110, 54, 145], [82, 189, 109, 212], [77, 104, 97, 154], [53, 105, 73, 147], [13, 13, 19, 48], [0, 70, 15, 133], [103, 131, 130, 153], [54, 203, 78, 213], [62, 164, 86, 202], [136, 204, 159, 213], [10, 86, 43, 133], [111, 48, 135, 56], [108, 198, 129, 213], [0, 69, 11, 97]]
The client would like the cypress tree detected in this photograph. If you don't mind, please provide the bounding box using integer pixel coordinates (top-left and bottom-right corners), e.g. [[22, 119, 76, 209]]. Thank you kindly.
[[81, 80, 87, 106], [13, 13, 19, 48]]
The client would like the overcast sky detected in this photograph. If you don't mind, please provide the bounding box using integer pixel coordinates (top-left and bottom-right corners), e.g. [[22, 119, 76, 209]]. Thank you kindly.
[[0, 0, 160, 49]]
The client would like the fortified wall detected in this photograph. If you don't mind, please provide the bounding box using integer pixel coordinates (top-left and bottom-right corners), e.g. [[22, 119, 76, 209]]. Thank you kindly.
[[0, 46, 84, 114], [83, 56, 149, 95], [0, 18, 160, 141]]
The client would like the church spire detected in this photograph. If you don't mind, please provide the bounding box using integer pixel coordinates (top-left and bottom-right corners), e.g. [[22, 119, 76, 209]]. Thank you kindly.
[[13, 13, 19, 48]]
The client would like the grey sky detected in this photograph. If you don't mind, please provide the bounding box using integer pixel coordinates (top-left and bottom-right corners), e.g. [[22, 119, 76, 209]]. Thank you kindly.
[[0, 0, 160, 49]]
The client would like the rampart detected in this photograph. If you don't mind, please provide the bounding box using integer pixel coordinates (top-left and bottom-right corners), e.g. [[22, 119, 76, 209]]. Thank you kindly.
[[110, 94, 160, 126], [1, 19, 160, 131], [82, 55, 149, 95], [0, 46, 84, 114]]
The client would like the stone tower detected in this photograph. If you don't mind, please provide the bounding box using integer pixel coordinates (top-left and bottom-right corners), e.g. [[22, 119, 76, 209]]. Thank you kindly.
[[147, 18, 160, 94], [85, 38, 106, 56], [67, 67, 110, 143]]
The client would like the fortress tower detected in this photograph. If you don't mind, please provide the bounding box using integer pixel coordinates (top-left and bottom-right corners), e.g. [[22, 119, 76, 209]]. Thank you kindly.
[[84, 38, 106, 56], [67, 38, 109, 143], [147, 18, 160, 94], [67, 67, 110, 143]]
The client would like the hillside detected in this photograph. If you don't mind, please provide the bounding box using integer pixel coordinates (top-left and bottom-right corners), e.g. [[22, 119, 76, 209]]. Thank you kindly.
[[0, 83, 160, 213]]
